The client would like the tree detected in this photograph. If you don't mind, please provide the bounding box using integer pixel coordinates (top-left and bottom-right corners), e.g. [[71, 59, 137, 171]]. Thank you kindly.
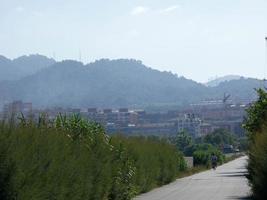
[[175, 131, 192, 153], [244, 89, 267, 140], [244, 89, 267, 200], [203, 129, 236, 147]]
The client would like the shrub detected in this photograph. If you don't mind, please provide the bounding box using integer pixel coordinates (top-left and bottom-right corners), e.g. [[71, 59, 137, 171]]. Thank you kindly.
[[0, 115, 185, 200], [244, 89, 267, 200], [110, 136, 186, 193], [192, 144, 224, 167], [247, 131, 267, 200]]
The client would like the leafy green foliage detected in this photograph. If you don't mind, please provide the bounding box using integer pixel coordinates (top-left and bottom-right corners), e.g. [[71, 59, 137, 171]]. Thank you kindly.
[[244, 89, 267, 140], [172, 131, 193, 152], [0, 115, 185, 200], [192, 144, 224, 166], [111, 136, 186, 194], [247, 131, 267, 200], [244, 89, 267, 200], [237, 137, 249, 152], [202, 129, 236, 147], [0, 136, 14, 200], [170, 130, 226, 167]]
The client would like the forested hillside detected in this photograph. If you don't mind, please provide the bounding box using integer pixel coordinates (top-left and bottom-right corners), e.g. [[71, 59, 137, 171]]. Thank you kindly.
[[0, 54, 55, 81], [205, 75, 242, 87], [0, 55, 261, 109]]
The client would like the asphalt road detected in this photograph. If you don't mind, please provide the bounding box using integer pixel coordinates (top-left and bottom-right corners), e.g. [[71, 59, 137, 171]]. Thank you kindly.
[[134, 156, 250, 200]]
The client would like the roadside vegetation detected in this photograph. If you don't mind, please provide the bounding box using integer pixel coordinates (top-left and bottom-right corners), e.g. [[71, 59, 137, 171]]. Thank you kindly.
[[0, 111, 249, 200], [244, 89, 267, 200], [169, 129, 244, 168], [0, 115, 186, 200]]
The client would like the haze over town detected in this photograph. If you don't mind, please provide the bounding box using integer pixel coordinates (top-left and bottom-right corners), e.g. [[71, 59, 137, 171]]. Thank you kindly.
[[1, 0, 267, 82]]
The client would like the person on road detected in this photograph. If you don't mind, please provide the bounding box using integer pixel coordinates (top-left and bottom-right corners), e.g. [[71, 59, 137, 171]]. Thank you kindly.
[[211, 153, 218, 170]]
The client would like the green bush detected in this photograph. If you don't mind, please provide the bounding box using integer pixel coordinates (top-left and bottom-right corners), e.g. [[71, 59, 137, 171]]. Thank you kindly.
[[247, 131, 267, 200], [0, 115, 185, 200], [111, 136, 186, 193], [203, 129, 236, 147], [192, 144, 224, 166], [244, 89, 267, 200]]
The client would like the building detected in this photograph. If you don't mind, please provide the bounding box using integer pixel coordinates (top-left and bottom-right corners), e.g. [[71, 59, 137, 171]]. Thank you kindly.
[[174, 113, 202, 137], [2, 99, 247, 138], [3, 101, 32, 119]]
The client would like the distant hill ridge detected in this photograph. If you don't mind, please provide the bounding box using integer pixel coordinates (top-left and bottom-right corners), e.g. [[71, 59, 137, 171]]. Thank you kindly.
[[0, 54, 55, 81], [206, 75, 242, 87], [0, 55, 262, 109]]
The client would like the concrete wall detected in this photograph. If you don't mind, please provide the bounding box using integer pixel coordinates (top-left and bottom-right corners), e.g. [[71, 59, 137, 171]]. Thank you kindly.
[[184, 157, 194, 168]]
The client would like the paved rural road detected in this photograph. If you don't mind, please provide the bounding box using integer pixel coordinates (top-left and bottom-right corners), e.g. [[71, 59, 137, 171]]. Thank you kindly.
[[134, 156, 250, 200]]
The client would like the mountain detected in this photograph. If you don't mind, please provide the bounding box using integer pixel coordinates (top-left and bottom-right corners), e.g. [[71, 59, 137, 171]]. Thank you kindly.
[[0, 54, 55, 81], [0, 55, 22, 81], [0, 59, 208, 108], [206, 75, 242, 87], [12, 54, 56, 76], [0, 56, 261, 109], [209, 77, 261, 102]]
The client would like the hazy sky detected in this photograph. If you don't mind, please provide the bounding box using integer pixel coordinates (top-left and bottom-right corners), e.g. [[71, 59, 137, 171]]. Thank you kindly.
[[1, 0, 267, 82]]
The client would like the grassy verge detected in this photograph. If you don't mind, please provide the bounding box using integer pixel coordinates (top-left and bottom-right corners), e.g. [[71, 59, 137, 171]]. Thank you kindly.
[[176, 165, 208, 179], [224, 152, 246, 162]]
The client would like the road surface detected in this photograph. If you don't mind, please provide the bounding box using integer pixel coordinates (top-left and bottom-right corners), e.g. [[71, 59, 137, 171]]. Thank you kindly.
[[134, 156, 250, 200]]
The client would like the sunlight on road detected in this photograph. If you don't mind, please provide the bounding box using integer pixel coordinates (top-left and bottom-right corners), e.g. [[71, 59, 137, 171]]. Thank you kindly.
[[134, 157, 250, 200]]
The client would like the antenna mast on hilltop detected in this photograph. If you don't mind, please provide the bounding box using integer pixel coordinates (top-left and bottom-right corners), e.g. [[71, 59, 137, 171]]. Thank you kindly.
[[53, 52, 56, 61], [79, 49, 82, 62]]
